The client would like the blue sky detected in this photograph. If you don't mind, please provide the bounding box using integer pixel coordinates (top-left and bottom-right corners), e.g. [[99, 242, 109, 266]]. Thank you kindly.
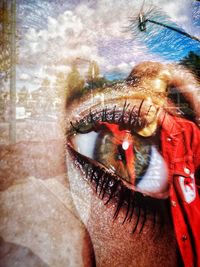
[[16, 0, 200, 90], [139, 2, 200, 61]]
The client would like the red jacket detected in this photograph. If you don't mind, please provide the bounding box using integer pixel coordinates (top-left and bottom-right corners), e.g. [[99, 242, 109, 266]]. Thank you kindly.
[[99, 113, 200, 266], [159, 113, 200, 267]]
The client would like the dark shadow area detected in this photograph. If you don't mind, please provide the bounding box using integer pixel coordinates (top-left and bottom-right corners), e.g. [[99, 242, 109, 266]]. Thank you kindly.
[[168, 87, 196, 122]]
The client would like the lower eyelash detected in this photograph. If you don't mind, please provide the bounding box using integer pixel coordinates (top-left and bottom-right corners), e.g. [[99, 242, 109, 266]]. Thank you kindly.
[[67, 143, 169, 235]]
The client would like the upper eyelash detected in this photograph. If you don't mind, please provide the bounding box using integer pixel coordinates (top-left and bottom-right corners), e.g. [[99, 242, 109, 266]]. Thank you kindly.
[[67, 142, 168, 236], [67, 99, 170, 236], [69, 100, 150, 134]]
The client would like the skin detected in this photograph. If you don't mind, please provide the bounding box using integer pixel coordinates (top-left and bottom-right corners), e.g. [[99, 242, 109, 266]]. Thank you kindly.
[[65, 77, 181, 267], [2, 62, 198, 265]]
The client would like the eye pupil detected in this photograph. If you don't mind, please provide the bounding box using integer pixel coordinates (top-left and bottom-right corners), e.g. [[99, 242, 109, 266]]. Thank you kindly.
[[117, 144, 127, 163]]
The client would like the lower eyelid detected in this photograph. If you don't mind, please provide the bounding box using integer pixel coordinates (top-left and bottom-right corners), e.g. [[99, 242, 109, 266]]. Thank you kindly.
[[67, 143, 169, 233]]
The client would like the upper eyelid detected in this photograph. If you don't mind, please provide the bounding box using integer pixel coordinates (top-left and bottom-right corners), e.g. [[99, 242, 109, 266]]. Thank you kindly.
[[65, 84, 153, 124], [67, 102, 146, 136], [66, 94, 169, 229], [66, 96, 153, 134]]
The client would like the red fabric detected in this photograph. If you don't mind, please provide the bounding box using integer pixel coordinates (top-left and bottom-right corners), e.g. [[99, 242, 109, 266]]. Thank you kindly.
[[159, 113, 200, 267], [99, 114, 200, 266]]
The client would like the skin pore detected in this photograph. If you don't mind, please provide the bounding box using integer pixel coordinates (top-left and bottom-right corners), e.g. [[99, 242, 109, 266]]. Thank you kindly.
[[65, 67, 183, 266]]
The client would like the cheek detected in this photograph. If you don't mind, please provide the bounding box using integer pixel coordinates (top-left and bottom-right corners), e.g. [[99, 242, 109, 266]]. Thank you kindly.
[[66, 151, 94, 224], [66, 150, 179, 267], [82, 190, 179, 267]]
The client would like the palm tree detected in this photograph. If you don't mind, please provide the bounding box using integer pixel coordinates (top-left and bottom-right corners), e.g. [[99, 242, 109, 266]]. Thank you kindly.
[[180, 51, 200, 79]]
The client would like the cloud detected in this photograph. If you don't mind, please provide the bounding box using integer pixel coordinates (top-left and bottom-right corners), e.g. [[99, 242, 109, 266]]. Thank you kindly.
[[160, 0, 198, 35], [21, 9, 106, 67], [19, 0, 147, 67], [19, 0, 198, 81]]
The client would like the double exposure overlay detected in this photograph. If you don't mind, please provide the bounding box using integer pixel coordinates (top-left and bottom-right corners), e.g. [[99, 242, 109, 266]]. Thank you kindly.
[[0, 1, 200, 267]]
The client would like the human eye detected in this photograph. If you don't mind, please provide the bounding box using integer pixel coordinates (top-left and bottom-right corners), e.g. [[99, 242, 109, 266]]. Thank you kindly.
[[66, 94, 170, 233]]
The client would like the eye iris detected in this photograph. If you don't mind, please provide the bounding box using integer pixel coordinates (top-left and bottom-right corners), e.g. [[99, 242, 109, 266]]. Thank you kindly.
[[93, 123, 151, 186], [94, 132, 129, 178], [117, 144, 126, 162], [69, 118, 169, 197]]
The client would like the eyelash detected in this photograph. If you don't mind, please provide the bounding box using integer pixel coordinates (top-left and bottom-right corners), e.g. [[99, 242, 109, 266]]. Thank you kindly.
[[67, 139, 168, 236], [69, 100, 152, 134]]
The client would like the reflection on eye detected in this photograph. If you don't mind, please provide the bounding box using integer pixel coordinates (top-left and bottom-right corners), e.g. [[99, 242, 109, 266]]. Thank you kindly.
[[67, 103, 170, 233], [70, 122, 169, 197]]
